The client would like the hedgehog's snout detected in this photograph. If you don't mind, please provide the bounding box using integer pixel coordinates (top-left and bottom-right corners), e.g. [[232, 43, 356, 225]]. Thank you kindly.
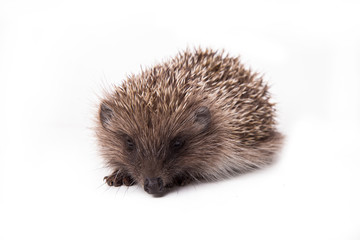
[[144, 177, 164, 195]]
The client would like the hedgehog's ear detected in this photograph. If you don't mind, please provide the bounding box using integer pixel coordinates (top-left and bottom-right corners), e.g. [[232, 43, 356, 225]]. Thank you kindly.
[[100, 102, 113, 129], [194, 106, 211, 131]]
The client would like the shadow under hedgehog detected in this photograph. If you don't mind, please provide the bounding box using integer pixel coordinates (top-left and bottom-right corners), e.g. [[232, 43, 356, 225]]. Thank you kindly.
[[95, 48, 283, 196]]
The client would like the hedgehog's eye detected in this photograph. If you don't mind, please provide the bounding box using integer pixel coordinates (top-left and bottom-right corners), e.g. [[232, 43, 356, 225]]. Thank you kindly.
[[124, 136, 135, 151], [170, 137, 185, 152]]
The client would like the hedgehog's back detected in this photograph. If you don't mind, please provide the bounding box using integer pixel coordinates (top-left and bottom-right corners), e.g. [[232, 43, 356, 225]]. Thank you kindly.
[[167, 48, 278, 145]]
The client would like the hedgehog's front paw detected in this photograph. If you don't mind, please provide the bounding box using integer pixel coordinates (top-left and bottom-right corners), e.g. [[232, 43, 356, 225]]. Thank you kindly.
[[173, 175, 193, 187], [104, 171, 136, 187]]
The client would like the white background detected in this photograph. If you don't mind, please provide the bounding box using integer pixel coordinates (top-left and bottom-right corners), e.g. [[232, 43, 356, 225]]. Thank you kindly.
[[1, 0, 360, 239]]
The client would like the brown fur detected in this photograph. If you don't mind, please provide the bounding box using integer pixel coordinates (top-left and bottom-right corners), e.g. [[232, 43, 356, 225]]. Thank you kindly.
[[95, 48, 283, 194]]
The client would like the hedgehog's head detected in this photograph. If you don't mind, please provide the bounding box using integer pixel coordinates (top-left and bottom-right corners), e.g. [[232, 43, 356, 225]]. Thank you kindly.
[[96, 87, 225, 195]]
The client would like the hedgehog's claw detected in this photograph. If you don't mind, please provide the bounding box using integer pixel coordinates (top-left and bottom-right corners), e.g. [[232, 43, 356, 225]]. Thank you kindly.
[[104, 174, 122, 187], [122, 176, 135, 186], [104, 172, 135, 187]]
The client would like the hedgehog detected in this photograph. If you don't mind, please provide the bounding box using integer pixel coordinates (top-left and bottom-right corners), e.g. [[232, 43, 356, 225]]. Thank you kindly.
[[95, 48, 283, 195]]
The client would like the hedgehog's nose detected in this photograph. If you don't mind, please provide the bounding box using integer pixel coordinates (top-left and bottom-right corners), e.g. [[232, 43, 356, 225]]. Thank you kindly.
[[144, 177, 164, 194]]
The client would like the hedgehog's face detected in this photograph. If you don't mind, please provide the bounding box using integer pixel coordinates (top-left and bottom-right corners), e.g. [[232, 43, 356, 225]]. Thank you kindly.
[[98, 99, 219, 195]]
